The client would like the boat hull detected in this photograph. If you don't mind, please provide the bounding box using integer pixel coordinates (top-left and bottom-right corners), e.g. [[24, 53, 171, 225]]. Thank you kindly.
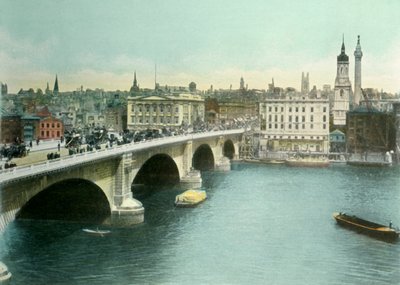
[[285, 159, 329, 168], [333, 213, 399, 240], [347, 160, 391, 167]]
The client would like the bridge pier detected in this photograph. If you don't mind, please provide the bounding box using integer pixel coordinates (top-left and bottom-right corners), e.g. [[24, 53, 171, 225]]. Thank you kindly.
[[111, 153, 144, 226], [111, 195, 144, 226]]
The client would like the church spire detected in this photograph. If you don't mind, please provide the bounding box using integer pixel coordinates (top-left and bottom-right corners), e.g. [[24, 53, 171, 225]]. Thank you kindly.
[[53, 74, 59, 95]]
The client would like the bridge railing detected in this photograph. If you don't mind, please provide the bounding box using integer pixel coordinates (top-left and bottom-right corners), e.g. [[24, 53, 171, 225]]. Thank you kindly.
[[0, 129, 244, 184]]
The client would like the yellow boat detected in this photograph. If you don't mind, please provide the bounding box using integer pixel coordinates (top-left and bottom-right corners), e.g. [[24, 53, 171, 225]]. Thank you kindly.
[[175, 189, 207, 207]]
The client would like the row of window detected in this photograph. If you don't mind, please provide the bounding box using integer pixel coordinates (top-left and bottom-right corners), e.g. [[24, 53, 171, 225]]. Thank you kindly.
[[264, 106, 328, 113], [41, 130, 61, 137], [131, 116, 180, 124], [267, 115, 327, 123], [267, 135, 327, 140], [41, 122, 61, 128], [131, 104, 195, 113], [268, 123, 327, 130]]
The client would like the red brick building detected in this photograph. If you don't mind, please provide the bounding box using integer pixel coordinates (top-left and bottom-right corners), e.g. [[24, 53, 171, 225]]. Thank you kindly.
[[38, 117, 64, 140]]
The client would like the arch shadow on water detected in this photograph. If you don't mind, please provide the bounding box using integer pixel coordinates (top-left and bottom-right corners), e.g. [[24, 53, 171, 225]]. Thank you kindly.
[[223, 139, 235, 159], [193, 144, 214, 171], [16, 178, 111, 224], [132, 154, 180, 201]]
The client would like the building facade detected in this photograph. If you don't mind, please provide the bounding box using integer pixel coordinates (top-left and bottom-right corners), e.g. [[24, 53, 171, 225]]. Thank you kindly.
[[38, 117, 64, 140], [333, 38, 352, 126], [127, 93, 205, 130], [0, 115, 22, 144], [346, 106, 396, 154], [259, 93, 330, 154]]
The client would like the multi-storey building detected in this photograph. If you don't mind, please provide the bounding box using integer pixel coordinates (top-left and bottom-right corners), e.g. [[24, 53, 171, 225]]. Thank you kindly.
[[0, 114, 22, 144], [346, 106, 396, 154], [259, 92, 330, 154], [127, 93, 205, 130], [38, 117, 64, 140]]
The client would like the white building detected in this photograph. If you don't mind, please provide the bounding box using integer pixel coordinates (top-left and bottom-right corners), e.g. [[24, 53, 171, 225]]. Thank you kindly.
[[333, 38, 352, 126], [259, 93, 330, 155], [127, 93, 205, 130]]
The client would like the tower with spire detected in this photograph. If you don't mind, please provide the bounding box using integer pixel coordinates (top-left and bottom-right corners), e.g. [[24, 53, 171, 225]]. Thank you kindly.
[[130, 71, 140, 95], [354, 35, 363, 106], [53, 75, 59, 95], [333, 35, 352, 126], [240, 77, 245, 90]]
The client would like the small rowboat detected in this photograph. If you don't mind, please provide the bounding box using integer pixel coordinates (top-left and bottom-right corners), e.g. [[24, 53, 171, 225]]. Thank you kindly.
[[82, 228, 111, 236], [333, 212, 399, 240]]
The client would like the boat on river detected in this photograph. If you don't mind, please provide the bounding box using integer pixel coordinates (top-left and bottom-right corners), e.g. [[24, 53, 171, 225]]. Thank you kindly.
[[175, 189, 207, 207], [285, 154, 329, 168], [0, 262, 11, 284], [333, 212, 399, 240], [82, 228, 111, 236], [346, 160, 391, 167]]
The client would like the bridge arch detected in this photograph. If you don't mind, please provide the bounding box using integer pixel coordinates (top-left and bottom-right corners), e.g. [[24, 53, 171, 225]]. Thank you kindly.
[[133, 154, 180, 186], [16, 178, 111, 223], [193, 144, 215, 170], [223, 139, 235, 159]]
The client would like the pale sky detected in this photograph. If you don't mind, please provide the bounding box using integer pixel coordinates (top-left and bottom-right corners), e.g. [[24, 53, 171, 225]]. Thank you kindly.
[[1, 0, 399, 93]]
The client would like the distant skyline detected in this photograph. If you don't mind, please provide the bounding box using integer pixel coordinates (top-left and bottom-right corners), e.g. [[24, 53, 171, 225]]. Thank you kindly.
[[1, 0, 399, 94]]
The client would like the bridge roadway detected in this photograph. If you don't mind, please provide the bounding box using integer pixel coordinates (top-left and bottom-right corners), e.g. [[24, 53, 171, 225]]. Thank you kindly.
[[0, 129, 243, 185], [0, 129, 244, 232]]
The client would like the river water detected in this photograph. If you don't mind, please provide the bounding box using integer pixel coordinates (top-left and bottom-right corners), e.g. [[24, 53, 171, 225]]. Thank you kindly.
[[0, 163, 399, 284]]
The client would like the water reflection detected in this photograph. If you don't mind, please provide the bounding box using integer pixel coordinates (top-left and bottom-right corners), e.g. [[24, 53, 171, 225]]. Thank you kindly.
[[0, 164, 399, 284]]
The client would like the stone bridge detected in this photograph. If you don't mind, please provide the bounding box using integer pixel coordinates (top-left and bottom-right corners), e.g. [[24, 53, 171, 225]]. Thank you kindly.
[[0, 130, 243, 232]]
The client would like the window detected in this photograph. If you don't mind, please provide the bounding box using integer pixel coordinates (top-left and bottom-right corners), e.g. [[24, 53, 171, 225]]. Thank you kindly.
[[295, 107, 299, 112], [268, 107, 272, 112], [281, 124, 284, 129], [310, 115, 314, 122], [302, 116, 305, 122], [302, 107, 305, 112], [47, 123, 50, 128], [289, 116, 292, 122], [57, 123, 60, 128], [275, 106, 278, 112], [323, 124, 326, 129], [275, 124, 278, 129], [311, 124, 314, 129], [323, 107, 327, 112], [281, 107, 284, 112], [281, 115, 284, 122], [323, 115, 326, 122], [268, 124, 272, 129], [289, 124, 292, 129], [274, 115, 278, 122], [52, 123, 55, 128], [295, 116, 298, 123], [289, 107, 292, 112], [302, 124, 305, 129], [268, 115, 272, 121], [311, 107, 314, 112]]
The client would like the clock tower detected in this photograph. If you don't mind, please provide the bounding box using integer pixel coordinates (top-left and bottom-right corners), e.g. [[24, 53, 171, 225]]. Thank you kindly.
[[333, 36, 352, 126]]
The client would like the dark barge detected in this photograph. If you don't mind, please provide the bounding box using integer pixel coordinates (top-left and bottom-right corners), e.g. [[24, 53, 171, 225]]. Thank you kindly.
[[333, 212, 399, 240]]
